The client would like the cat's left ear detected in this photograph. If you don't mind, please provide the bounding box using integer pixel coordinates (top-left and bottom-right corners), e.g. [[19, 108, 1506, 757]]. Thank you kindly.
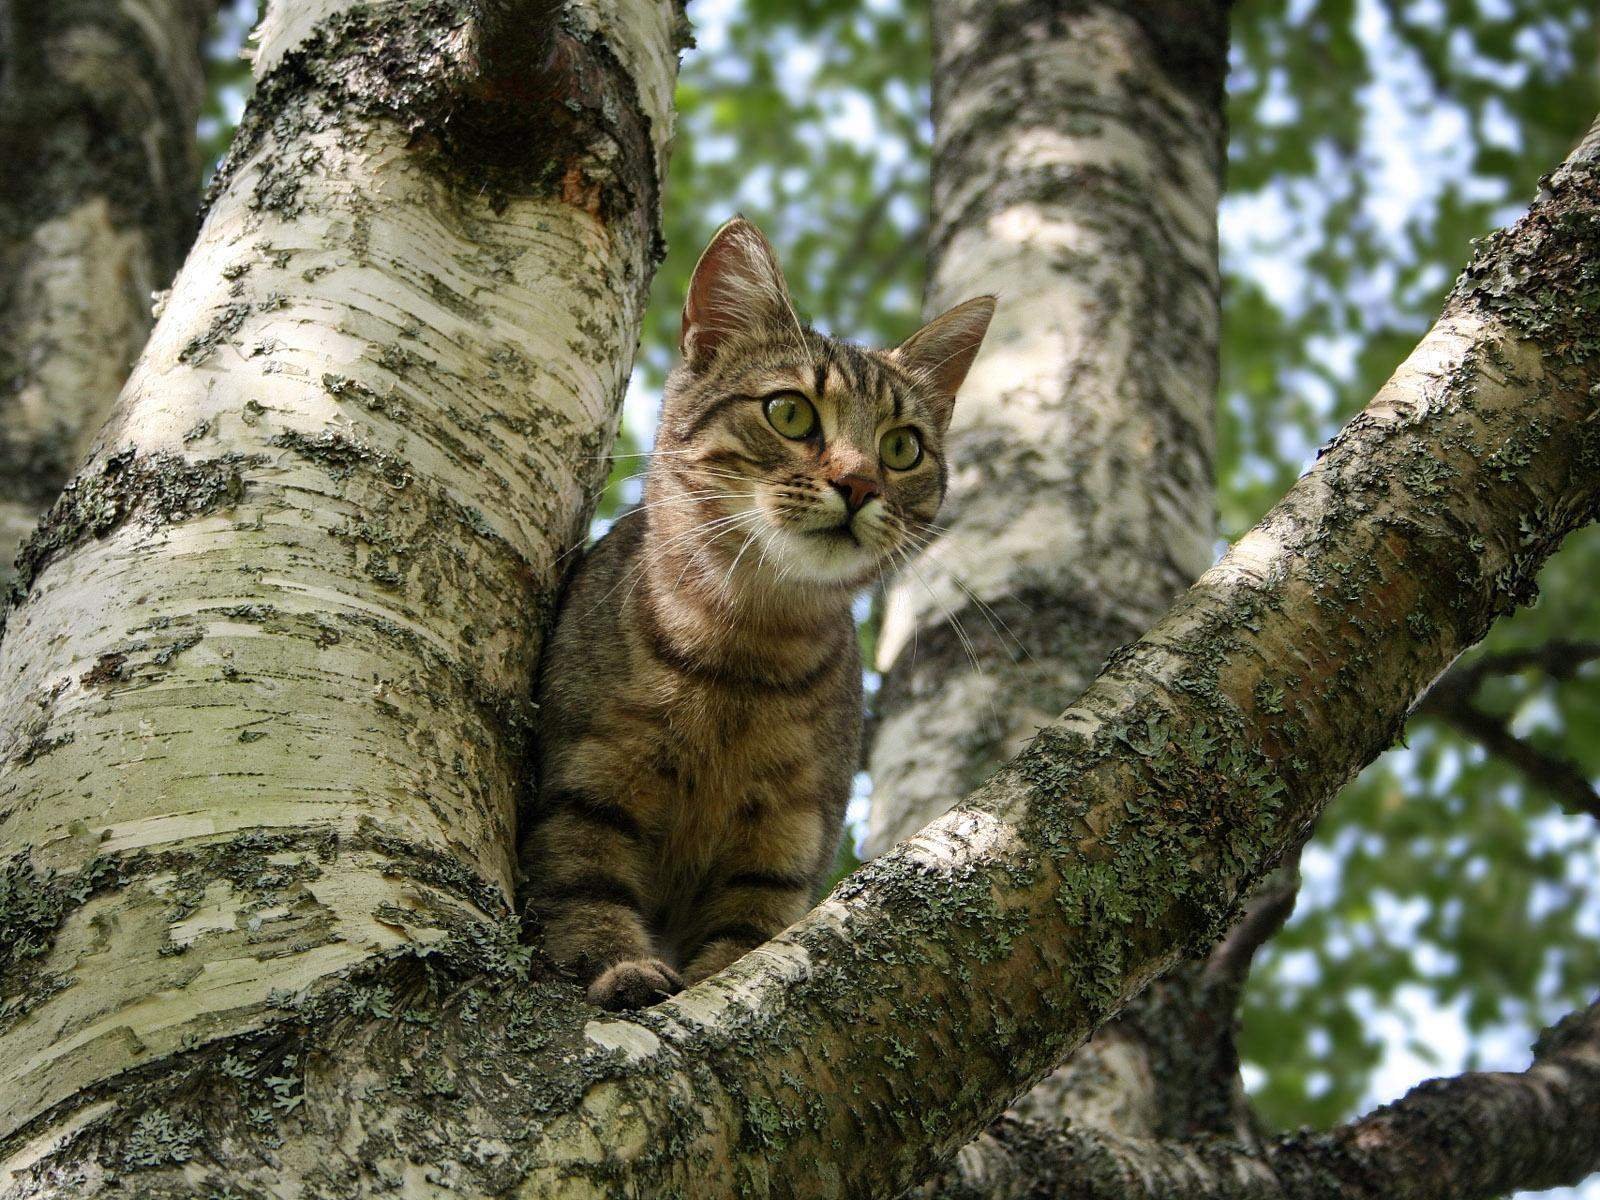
[[889, 295, 996, 430], [680, 217, 797, 372]]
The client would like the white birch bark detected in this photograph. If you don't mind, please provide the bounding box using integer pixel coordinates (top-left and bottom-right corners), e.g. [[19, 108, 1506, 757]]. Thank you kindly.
[[0, 7, 1596, 1199], [865, 0, 1239, 1138], [867, 0, 1223, 851], [0, 0, 677, 1153], [0, 105, 1592, 1200]]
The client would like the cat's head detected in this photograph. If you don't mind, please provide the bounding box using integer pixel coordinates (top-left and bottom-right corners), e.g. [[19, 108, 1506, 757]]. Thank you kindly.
[[652, 217, 994, 593]]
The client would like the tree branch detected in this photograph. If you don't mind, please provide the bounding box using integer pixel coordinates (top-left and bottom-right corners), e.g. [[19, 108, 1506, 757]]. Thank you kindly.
[[476, 116, 1600, 1198], [912, 996, 1600, 1200], [4, 18, 1599, 1200], [1438, 639, 1600, 691], [1201, 852, 1300, 998], [1417, 642, 1600, 820]]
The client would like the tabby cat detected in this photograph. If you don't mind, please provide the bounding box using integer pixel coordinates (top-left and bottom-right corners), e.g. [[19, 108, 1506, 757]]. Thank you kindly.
[[522, 218, 994, 1010]]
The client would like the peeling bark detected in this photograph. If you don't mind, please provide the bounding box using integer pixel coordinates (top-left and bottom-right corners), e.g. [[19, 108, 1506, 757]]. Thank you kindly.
[[0, 0, 678, 1172], [0, 0, 212, 586]]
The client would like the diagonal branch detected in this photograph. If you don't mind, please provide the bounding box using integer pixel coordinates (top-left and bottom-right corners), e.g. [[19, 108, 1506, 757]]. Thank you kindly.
[[1417, 643, 1600, 820], [1439, 639, 1600, 692], [1201, 851, 1301, 1000], [911, 996, 1600, 1200], [481, 116, 1600, 1198], [6, 36, 1599, 1200]]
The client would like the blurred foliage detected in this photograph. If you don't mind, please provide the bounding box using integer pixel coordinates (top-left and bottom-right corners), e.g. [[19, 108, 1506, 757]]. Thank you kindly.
[[1221, 0, 1600, 1135], [199, 1, 256, 178], [199, 0, 1600, 1147], [641, 0, 930, 378]]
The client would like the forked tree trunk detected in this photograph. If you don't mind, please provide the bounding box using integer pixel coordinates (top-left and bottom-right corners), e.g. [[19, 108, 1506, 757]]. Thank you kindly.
[[0, 3, 1597, 1198], [0, 0, 212, 586]]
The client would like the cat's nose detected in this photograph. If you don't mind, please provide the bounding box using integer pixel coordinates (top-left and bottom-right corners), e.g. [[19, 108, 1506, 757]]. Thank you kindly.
[[830, 474, 881, 514]]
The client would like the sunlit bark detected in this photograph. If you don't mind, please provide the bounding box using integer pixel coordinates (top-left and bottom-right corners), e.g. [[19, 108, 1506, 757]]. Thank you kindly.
[[0, 0, 678, 1181]]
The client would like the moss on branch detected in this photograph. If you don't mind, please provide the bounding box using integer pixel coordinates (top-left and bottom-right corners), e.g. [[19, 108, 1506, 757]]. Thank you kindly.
[[4, 447, 257, 610]]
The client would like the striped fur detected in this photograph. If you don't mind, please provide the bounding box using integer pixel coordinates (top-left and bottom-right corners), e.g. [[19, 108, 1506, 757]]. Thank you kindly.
[[523, 219, 993, 1009]]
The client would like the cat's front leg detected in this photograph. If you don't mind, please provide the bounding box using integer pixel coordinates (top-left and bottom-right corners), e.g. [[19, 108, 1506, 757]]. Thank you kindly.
[[679, 889, 810, 985], [522, 782, 681, 1010], [678, 803, 825, 984]]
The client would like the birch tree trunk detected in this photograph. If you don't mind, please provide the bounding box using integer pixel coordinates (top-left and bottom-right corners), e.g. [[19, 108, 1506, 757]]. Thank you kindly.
[[866, 0, 1256, 1139], [0, 0, 212, 586], [0, 3, 1597, 1198], [866, 0, 1224, 854], [0, 0, 679, 1188]]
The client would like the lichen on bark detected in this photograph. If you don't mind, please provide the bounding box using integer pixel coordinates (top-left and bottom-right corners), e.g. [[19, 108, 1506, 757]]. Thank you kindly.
[[0, 0, 681, 1157], [5, 447, 253, 604], [1, 7, 1598, 1200]]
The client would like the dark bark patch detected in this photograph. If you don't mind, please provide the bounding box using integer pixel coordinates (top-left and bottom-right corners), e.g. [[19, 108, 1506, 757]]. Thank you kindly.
[[268, 428, 412, 487], [6, 447, 257, 608], [177, 301, 253, 365], [80, 652, 130, 688], [0, 851, 117, 1017], [1112, 0, 1231, 111], [207, 0, 662, 249]]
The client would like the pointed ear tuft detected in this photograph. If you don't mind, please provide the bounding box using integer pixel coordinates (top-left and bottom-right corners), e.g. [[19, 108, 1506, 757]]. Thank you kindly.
[[889, 295, 996, 427], [680, 217, 796, 371]]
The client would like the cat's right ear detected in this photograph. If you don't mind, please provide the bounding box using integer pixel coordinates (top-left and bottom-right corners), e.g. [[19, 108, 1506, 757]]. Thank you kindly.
[[889, 295, 996, 430], [680, 217, 796, 372]]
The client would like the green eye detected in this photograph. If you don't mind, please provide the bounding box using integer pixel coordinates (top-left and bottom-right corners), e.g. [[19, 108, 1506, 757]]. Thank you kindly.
[[879, 427, 923, 470], [764, 392, 817, 439]]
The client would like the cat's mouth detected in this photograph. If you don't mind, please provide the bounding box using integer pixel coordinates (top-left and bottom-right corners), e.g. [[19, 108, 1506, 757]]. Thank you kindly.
[[758, 511, 881, 587], [813, 523, 861, 546], [747, 489, 888, 586]]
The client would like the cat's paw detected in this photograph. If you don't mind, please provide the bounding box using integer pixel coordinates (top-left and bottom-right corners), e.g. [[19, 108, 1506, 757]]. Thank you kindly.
[[587, 958, 684, 1010]]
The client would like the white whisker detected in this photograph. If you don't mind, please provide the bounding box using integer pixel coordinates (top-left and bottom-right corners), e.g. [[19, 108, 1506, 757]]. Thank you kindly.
[[896, 526, 1035, 664], [582, 509, 760, 620], [901, 553, 1003, 738]]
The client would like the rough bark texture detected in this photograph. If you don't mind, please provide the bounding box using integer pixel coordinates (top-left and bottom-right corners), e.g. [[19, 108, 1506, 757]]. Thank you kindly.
[[0, 104, 1592, 1198], [1, 1, 1598, 1195], [0, 0, 212, 586], [0, 0, 679, 1185], [910, 996, 1600, 1199], [866, 0, 1225, 853], [864, 0, 1245, 1139]]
